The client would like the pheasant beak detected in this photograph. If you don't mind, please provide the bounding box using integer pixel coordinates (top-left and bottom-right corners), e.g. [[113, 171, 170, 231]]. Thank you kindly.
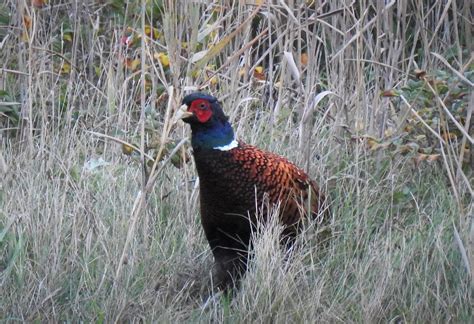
[[174, 104, 193, 123]]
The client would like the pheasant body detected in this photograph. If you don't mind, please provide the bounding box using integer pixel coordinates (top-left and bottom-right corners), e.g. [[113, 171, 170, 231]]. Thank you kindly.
[[180, 92, 327, 289]]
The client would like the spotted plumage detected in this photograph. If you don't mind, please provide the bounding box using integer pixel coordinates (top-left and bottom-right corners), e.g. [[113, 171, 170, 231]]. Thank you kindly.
[[179, 92, 328, 289]]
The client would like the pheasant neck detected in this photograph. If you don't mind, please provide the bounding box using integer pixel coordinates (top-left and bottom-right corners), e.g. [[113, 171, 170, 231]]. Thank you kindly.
[[191, 121, 236, 151]]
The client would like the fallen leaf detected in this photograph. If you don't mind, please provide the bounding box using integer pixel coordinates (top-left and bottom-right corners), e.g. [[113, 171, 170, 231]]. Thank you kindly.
[[397, 142, 419, 154], [366, 137, 391, 151], [253, 66, 265, 80], [125, 58, 140, 71], [414, 153, 440, 166], [32, 0, 46, 8], [60, 62, 71, 74], [144, 25, 160, 39], [63, 32, 73, 42], [381, 89, 399, 97], [384, 128, 395, 137], [23, 15, 32, 30], [367, 138, 379, 150], [442, 132, 457, 141], [354, 119, 365, 132], [414, 69, 426, 79], [122, 143, 135, 155], [301, 52, 308, 66], [208, 75, 218, 86], [154, 52, 170, 67]]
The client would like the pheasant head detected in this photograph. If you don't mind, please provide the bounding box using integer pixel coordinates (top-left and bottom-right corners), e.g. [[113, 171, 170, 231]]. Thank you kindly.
[[179, 92, 236, 151]]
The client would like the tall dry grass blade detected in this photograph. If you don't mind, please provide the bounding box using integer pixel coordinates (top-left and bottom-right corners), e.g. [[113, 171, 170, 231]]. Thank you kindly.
[[453, 223, 471, 278]]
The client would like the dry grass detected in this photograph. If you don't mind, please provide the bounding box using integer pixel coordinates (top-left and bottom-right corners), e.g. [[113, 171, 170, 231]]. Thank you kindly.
[[1, 0, 473, 322]]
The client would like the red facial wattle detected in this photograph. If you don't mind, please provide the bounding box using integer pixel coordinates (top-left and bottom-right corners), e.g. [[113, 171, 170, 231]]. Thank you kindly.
[[189, 99, 213, 123]]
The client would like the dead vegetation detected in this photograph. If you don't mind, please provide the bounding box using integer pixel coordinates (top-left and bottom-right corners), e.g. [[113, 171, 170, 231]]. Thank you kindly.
[[0, 0, 472, 322]]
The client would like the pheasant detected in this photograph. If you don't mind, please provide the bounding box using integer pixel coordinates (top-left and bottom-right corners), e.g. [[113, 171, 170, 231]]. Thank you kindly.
[[178, 92, 328, 289]]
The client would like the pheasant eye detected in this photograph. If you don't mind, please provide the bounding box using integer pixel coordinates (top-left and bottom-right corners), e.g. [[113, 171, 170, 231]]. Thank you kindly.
[[200, 103, 207, 110]]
